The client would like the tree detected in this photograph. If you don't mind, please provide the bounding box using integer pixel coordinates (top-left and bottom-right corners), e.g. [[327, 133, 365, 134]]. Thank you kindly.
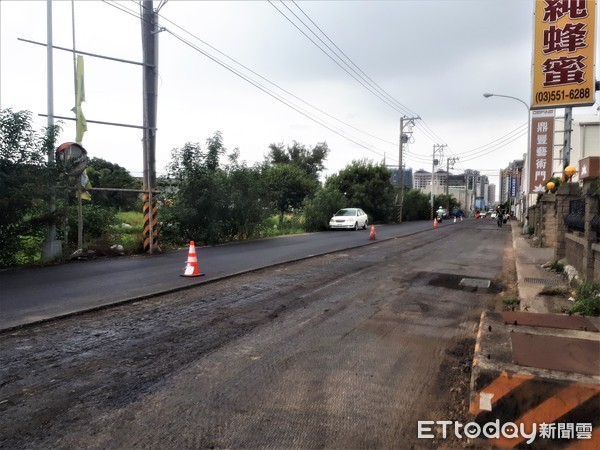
[[163, 139, 224, 245], [162, 132, 268, 245], [402, 189, 431, 221], [221, 150, 269, 240], [303, 186, 347, 231], [433, 194, 460, 215], [262, 163, 318, 223], [85, 157, 142, 210], [266, 141, 329, 181], [325, 160, 395, 223], [0, 109, 61, 267]]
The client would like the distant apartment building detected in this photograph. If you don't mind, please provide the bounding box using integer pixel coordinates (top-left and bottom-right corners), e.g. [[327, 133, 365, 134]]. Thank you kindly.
[[488, 184, 497, 205], [388, 167, 413, 188], [500, 160, 524, 206], [413, 169, 447, 196], [411, 168, 491, 212]]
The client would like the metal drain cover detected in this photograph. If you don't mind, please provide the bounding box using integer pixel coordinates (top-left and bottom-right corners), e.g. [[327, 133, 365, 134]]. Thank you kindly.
[[524, 277, 562, 285], [459, 278, 491, 289]]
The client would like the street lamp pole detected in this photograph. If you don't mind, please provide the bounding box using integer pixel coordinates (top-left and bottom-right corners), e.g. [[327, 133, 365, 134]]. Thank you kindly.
[[483, 92, 531, 224], [483, 93, 529, 112]]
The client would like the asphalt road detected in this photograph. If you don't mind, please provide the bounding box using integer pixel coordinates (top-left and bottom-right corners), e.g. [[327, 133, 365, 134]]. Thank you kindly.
[[1, 219, 445, 330], [0, 217, 511, 449]]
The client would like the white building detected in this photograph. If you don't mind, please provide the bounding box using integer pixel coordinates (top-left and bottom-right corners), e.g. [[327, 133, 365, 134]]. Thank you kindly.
[[552, 114, 600, 180]]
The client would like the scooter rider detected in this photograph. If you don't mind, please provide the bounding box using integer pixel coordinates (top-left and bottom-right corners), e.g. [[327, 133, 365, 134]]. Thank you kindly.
[[496, 205, 504, 227]]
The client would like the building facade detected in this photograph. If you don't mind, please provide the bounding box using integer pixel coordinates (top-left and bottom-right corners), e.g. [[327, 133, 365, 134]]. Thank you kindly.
[[520, 112, 599, 223]]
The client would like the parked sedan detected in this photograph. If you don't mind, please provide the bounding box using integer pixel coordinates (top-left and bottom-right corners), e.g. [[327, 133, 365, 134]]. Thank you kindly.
[[329, 208, 369, 230]]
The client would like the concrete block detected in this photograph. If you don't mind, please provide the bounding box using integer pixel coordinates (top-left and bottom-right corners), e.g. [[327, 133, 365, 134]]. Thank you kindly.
[[470, 312, 600, 448]]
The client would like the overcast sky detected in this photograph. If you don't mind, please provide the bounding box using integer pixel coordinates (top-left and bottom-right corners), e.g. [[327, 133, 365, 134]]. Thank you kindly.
[[1, 0, 599, 187]]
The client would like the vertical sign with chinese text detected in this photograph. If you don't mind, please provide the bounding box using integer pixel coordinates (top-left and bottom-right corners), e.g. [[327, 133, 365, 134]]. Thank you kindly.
[[529, 110, 555, 193], [510, 176, 519, 198], [532, 0, 597, 109]]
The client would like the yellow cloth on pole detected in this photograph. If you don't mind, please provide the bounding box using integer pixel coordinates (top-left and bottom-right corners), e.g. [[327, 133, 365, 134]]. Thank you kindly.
[[79, 169, 92, 201], [71, 55, 91, 200], [71, 55, 87, 144]]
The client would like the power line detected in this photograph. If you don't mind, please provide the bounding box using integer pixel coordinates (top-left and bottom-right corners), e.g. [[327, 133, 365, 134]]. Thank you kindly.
[[458, 128, 528, 163], [268, 0, 414, 117], [166, 28, 394, 161], [109, 0, 446, 166], [156, 8, 399, 147], [289, 0, 420, 118], [104, 1, 529, 176], [274, 1, 459, 151], [103, 1, 399, 162]]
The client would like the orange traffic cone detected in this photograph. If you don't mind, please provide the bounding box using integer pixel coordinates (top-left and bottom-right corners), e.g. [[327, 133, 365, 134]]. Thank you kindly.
[[369, 225, 376, 240], [181, 241, 204, 277], [433, 218, 438, 228]]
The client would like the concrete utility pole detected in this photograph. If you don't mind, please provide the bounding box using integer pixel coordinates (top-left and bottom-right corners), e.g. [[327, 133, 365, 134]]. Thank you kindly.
[[445, 156, 459, 214], [562, 107, 572, 169], [41, 0, 62, 262], [430, 144, 446, 219], [397, 116, 419, 223], [141, 0, 159, 253]]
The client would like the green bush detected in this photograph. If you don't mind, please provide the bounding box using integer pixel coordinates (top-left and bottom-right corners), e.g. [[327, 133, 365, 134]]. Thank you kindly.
[[60, 204, 118, 250], [568, 282, 600, 316], [502, 296, 521, 307], [257, 214, 304, 238], [303, 187, 347, 232], [111, 211, 144, 253], [548, 261, 564, 273]]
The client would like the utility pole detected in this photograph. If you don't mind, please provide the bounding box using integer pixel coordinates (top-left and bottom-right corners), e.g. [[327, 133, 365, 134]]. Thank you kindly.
[[430, 144, 446, 219], [562, 107, 572, 169], [397, 116, 419, 224], [142, 0, 160, 253], [445, 156, 459, 214], [41, 0, 62, 262]]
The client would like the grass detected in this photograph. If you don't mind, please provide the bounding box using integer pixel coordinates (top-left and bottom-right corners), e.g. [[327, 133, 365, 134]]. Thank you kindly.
[[110, 211, 309, 253], [257, 214, 305, 238], [502, 295, 521, 307], [568, 282, 600, 316], [548, 261, 564, 273], [111, 211, 145, 253], [14, 234, 45, 265], [539, 286, 571, 296]]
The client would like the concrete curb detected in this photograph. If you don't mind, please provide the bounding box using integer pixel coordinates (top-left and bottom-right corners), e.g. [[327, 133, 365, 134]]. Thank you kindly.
[[510, 222, 565, 314]]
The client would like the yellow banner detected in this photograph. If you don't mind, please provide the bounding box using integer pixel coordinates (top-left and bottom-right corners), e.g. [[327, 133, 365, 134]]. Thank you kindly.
[[532, 0, 597, 109], [73, 55, 87, 143]]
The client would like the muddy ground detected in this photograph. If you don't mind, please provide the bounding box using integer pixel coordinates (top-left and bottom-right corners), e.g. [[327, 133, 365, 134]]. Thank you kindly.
[[0, 223, 515, 449]]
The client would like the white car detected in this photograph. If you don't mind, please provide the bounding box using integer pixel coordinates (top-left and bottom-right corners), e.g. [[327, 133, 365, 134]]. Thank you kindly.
[[329, 208, 369, 230]]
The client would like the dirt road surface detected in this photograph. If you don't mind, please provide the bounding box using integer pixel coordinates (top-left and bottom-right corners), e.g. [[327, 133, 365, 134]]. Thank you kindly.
[[0, 223, 513, 449]]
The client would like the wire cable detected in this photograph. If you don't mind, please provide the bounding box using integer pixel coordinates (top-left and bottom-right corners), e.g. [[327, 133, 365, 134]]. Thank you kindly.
[[268, 0, 414, 117], [289, 0, 420, 118], [103, 0, 400, 162]]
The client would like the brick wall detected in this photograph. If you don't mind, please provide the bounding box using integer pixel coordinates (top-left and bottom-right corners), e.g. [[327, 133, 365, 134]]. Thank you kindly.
[[539, 195, 557, 247], [565, 233, 585, 275], [593, 244, 600, 281], [526, 181, 598, 282]]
